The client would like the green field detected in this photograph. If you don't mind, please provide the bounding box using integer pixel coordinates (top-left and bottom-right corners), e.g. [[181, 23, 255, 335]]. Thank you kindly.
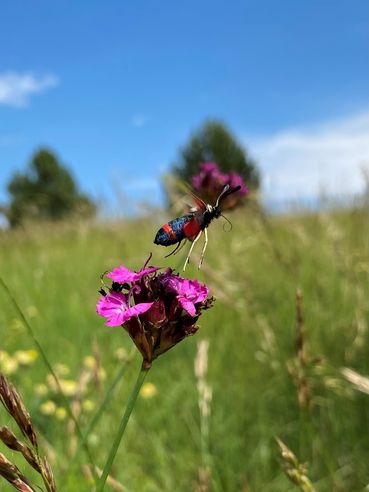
[[0, 205, 368, 491]]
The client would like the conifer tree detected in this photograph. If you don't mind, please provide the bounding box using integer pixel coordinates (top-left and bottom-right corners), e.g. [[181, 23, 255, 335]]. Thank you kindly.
[[2, 148, 95, 227], [173, 120, 260, 188]]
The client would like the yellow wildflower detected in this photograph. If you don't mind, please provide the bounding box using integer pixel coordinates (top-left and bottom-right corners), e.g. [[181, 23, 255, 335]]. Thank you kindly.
[[83, 356, 97, 370], [14, 349, 38, 366], [0, 354, 18, 375], [0, 350, 8, 364], [54, 363, 70, 376], [55, 407, 67, 421], [82, 399, 95, 412], [10, 318, 23, 331], [97, 368, 106, 382], [46, 374, 58, 392], [140, 382, 157, 399], [115, 347, 128, 361], [34, 384, 48, 397], [59, 379, 78, 397], [40, 400, 56, 416]]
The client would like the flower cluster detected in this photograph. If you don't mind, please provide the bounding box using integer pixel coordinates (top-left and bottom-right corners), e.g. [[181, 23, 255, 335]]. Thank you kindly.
[[96, 257, 213, 369], [191, 161, 248, 209], [35, 356, 104, 421], [0, 349, 38, 376]]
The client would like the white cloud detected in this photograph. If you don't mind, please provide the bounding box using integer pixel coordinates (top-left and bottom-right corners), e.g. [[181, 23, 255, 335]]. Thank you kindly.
[[0, 72, 58, 107], [247, 111, 369, 203], [131, 114, 148, 128]]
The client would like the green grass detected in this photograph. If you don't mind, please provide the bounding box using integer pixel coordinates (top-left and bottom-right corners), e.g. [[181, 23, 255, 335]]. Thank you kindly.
[[0, 206, 368, 491]]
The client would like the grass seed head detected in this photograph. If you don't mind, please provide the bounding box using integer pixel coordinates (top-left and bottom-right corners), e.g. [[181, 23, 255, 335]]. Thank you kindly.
[[0, 374, 38, 448], [40, 457, 57, 492], [0, 452, 36, 492], [0, 427, 40, 473], [276, 438, 315, 492]]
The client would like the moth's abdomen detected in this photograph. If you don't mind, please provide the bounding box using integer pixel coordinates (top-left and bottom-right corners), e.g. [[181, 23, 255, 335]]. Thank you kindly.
[[154, 215, 192, 246]]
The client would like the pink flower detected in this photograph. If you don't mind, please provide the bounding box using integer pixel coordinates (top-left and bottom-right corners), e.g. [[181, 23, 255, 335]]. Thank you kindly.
[[107, 265, 160, 283], [96, 260, 213, 368], [191, 162, 228, 193], [159, 272, 209, 316], [228, 172, 249, 196], [200, 162, 219, 173], [191, 161, 248, 210], [96, 292, 153, 327]]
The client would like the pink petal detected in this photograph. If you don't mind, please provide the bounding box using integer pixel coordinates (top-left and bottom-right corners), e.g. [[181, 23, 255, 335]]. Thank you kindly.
[[120, 302, 154, 324], [200, 162, 219, 173], [160, 274, 209, 305], [191, 175, 202, 190], [106, 266, 139, 282], [228, 173, 248, 195], [96, 292, 127, 317], [189, 281, 209, 303], [107, 265, 160, 283], [138, 267, 161, 277], [105, 312, 126, 327], [97, 292, 154, 327], [178, 297, 197, 316]]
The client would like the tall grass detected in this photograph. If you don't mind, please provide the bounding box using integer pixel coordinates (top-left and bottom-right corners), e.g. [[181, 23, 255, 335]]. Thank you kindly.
[[0, 206, 368, 491]]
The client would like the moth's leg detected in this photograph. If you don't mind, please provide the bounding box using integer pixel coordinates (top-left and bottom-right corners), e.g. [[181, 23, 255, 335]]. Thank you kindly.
[[174, 240, 186, 255], [198, 228, 208, 269], [183, 231, 202, 271], [165, 240, 183, 258]]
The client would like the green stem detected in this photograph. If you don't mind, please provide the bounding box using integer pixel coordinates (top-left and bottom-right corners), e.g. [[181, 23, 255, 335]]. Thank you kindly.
[[62, 350, 135, 487], [84, 351, 135, 443], [96, 364, 149, 491]]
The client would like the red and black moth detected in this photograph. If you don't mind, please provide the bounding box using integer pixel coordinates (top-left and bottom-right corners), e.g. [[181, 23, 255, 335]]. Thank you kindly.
[[154, 184, 241, 270]]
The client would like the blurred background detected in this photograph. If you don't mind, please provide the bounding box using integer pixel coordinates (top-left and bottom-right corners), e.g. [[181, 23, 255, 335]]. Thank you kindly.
[[0, 2, 368, 492], [0, 0, 368, 221]]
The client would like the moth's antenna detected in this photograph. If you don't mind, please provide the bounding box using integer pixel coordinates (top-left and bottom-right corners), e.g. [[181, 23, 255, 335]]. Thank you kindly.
[[215, 184, 230, 207], [215, 184, 241, 207], [220, 213, 233, 232]]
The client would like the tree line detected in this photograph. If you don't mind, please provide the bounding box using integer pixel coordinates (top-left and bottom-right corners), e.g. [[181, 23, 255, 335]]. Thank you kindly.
[[0, 120, 259, 227]]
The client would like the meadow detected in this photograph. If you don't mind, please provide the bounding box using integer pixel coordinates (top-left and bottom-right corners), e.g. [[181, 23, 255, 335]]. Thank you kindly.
[[0, 203, 368, 491]]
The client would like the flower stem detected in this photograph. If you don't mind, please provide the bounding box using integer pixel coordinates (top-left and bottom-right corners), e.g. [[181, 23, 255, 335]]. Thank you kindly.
[[96, 364, 149, 491], [62, 350, 135, 488]]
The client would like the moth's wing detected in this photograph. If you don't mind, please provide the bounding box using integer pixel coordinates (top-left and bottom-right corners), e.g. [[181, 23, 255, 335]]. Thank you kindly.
[[168, 180, 207, 216], [178, 181, 207, 212], [188, 192, 206, 212]]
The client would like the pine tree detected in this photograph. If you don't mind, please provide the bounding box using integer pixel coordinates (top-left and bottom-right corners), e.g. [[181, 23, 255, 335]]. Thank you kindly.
[[173, 120, 260, 188], [2, 148, 96, 227]]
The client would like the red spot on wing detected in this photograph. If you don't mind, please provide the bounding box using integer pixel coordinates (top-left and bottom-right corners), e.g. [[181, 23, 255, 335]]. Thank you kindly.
[[183, 217, 201, 241], [162, 223, 177, 242]]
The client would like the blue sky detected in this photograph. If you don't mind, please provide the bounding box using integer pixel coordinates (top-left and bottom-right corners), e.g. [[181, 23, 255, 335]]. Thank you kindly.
[[0, 0, 368, 214]]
